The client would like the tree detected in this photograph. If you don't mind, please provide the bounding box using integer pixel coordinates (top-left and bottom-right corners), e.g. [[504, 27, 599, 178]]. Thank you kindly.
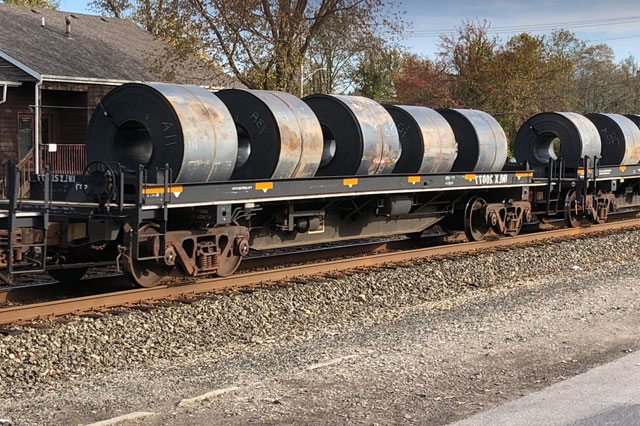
[[438, 19, 498, 109], [89, 0, 130, 17], [617, 55, 640, 113], [491, 32, 570, 145], [394, 53, 453, 107], [305, 10, 378, 94], [572, 44, 633, 113], [1, 0, 59, 9], [91, 0, 406, 91], [351, 46, 401, 100]]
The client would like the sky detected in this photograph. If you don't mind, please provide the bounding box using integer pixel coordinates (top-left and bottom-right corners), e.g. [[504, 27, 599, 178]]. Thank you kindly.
[[59, 0, 640, 62]]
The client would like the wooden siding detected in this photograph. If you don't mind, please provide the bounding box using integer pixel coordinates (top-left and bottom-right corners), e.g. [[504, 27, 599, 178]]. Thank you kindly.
[[42, 89, 87, 145], [87, 84, 113, 123], [0, 82, 117, 166], [0, 83, 34, 164]]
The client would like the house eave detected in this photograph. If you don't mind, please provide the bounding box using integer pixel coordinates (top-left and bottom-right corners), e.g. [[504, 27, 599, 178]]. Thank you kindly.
[[0, 50, 42, 81], [0, 80, 21, 87], [42, 74, 142, 86]]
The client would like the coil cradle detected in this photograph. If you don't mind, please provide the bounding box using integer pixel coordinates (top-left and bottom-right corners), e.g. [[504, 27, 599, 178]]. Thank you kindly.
[[216, 89, 323, 180], [514, 112, 601, 168], [437, 108, 508, 172], [87, 83, 238, 183], [384, 105, 458, 174], [584, 113, 640, 166], [303, 94, 401, 176]]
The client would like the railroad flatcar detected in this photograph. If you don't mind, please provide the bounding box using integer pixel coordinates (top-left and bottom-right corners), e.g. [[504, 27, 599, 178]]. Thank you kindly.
[[2, 84, 640, 288]]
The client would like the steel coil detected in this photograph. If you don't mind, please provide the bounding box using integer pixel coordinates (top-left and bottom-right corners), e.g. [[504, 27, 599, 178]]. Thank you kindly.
[[585, 113, 640, 165], [625, 114, 640, 130], [267, 91, 324, 177], [514, 112, 601, 168], [303, 94, 401, 176], [87, 83, 237, 183], [216, 89, 322, 180], [437, 109, 507, 172], [384, 105, 457, 173]]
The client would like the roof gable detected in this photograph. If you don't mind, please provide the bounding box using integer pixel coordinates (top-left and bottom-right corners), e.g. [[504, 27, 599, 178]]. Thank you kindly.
[[0, 4, 241, 88], [0, 56, 35, 84]]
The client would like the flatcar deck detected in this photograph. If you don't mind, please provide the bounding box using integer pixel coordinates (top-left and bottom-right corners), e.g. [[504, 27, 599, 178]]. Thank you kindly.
[[3, 158, 640, 287], [138, 170, 539, 208]]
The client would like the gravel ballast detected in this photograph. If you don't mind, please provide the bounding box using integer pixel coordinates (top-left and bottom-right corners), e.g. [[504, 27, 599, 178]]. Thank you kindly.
[[1, 229, 640, 425]]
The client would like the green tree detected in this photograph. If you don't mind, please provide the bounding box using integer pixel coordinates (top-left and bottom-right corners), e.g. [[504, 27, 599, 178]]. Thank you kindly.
[[351, 46, 401, 100]]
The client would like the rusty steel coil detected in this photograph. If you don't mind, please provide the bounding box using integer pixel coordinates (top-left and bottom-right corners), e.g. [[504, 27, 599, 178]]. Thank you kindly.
[[585, 113, 640, 165], [216, 89, 323, 180], [87, 83, 237, 183], [267, 90, 324, 177], [437, 109, 507, 172], [514, 112, 601, 168], [384, 105, 458, 173], [303, 94, 401, 176]]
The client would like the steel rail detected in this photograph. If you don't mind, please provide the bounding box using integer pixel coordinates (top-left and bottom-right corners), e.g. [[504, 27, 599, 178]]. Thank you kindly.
[[0, 234, 457, 304], [1, 218, 640, 325]]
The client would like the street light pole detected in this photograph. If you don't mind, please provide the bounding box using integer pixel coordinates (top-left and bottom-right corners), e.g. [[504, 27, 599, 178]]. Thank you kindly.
[[300, 61, 304, 97]]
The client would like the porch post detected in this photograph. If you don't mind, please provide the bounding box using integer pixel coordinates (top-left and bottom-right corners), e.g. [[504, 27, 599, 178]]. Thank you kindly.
[[34, 79, 42, 174]]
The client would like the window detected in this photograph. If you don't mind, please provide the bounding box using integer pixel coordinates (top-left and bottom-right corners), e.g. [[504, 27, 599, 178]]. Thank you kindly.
[[41, 116, 51, 145], [17, 114, 54, 161], [18, 115, 33, 160]]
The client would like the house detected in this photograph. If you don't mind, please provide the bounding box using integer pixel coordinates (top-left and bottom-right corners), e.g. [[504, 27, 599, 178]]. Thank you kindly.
[[0, 3, 241, 176]]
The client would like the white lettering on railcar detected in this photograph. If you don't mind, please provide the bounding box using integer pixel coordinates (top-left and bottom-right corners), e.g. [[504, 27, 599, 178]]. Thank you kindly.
[[474, 174, 508, 185], [35, 173, 76, 183]]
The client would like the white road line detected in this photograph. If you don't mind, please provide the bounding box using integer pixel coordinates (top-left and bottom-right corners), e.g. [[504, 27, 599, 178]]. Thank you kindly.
[[177, 386, 241, 408], [304, 354, 359, 371], [84, 411, 157, 426]]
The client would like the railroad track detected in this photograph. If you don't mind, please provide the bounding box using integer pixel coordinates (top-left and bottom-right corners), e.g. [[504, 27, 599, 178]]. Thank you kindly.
[[1, 218, 639, 326], [0, 232, 458, 304]]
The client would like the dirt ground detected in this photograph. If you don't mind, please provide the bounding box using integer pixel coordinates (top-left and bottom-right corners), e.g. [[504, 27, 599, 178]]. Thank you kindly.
[[145, 274, 639, 425]]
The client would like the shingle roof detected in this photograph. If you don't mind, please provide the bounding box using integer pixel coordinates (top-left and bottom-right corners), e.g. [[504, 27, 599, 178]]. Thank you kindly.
[[0, 4, 242, 88]]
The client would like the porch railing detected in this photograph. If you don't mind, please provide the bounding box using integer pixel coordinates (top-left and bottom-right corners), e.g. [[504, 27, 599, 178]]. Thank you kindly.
[[1, 147, 35, 199], [41, 144, 87, 175]]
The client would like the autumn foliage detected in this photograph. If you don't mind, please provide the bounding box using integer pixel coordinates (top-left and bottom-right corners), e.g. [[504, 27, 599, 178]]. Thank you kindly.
[[388, 21, 640, 154]]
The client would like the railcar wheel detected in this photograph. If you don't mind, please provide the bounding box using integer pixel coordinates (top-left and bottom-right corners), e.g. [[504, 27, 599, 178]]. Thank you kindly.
[[48, 267, 88, 284], [464, 197, 490, 242], [216, 236, 243, 277], [564, 190, 582, 228], [123, 224, 172, 288]]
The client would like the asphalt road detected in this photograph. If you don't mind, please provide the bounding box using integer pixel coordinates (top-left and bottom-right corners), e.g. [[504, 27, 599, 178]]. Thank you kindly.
[[452, 351, 640, 426]]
